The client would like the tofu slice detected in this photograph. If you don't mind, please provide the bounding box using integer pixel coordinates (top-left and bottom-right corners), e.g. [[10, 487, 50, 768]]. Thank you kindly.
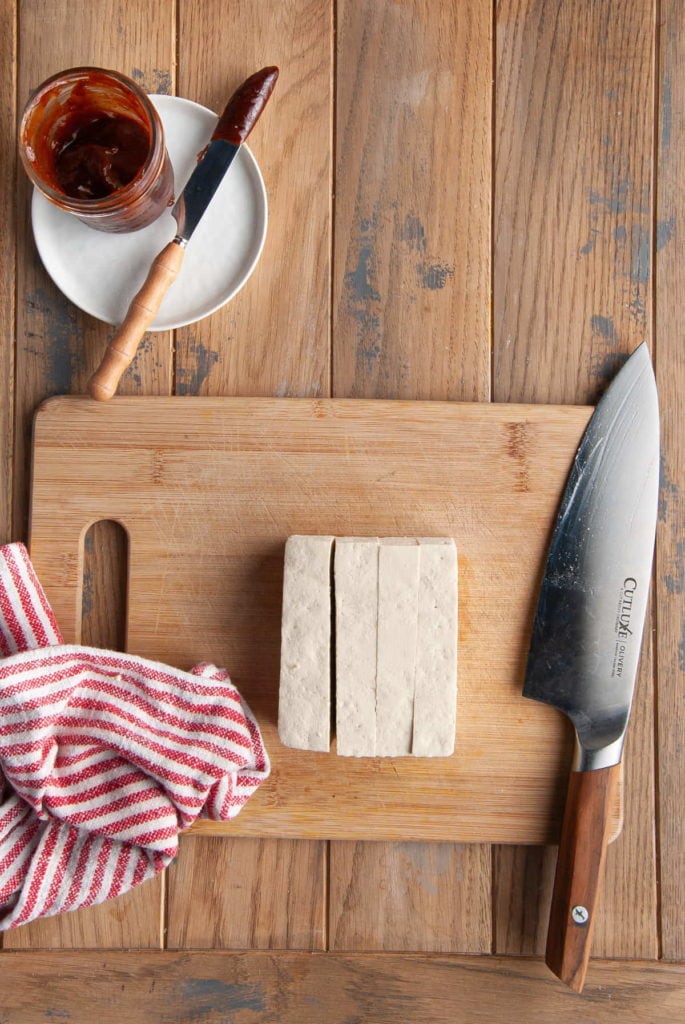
[[278, 535, 333, 752], [375, 539, 420, 757], [412, 538, 458, 757], [334, 538, 379, 756]]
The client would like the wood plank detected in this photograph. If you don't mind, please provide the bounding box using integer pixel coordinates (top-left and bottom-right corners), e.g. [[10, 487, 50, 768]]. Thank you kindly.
[[174, 0, 331, 398], [0, 0, 16, 547], [4, 521, 145, 950], [168, 0, 333, 951], [329, 842, 491, 952], [655, 0, 685, 961], [4, 518, 161, 950], [492, 0, 657, 960], [14, 0, 175, 535], [493, 845, 556, 956], [3, 886, 164, 951], [495, 0, 653, 403], [0, 951, 684, 1023], [334, 0, 491, 400], [8, 0, 176, 949], [0, 0, 17, 954], [330, 0, 492, 954], [166, 838, 326, 949], [593, 621, 657, 957]]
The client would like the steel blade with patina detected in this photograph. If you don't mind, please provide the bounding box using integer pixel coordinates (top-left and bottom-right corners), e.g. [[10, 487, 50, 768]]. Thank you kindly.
[[523, 341, 659, 771], [171, 138, 240, 242], [523, 342, 659, 995]]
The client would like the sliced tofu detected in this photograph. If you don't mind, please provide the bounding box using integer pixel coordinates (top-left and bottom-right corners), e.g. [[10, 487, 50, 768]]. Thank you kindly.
[[412, 538, 458, 757], [334, 538, 379, 756], [280, 533, 458, 759], [278, 535, 334, 752], [375, 538, 421, 757]]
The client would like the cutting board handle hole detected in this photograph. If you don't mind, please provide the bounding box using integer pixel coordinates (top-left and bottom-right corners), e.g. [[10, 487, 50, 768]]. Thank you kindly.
[[81, 520, 129, 650]]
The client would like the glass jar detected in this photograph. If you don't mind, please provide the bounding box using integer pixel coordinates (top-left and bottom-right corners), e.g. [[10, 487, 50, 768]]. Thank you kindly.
[[19, 66, 174, 233]]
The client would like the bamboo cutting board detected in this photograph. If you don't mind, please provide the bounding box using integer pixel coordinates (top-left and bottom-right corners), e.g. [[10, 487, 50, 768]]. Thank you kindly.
[[28, 396, 621, 845]]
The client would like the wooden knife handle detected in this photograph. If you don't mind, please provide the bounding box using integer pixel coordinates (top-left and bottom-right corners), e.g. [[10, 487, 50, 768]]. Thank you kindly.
[[546, 762, 621, 993], [88, 239, 185, 401]]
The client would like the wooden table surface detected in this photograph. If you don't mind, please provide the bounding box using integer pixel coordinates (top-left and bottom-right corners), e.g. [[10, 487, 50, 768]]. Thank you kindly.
[[1, 1, 683, 1020]]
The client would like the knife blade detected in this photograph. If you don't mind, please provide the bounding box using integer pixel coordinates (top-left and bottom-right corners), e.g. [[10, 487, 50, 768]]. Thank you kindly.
[[88, 66, 279, 401], [523, 342, 659, 992]]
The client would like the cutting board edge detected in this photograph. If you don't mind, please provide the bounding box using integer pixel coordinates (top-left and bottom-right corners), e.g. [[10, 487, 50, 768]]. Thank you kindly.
[[32, 393, 595, 434], [186, 813, 623, 844]]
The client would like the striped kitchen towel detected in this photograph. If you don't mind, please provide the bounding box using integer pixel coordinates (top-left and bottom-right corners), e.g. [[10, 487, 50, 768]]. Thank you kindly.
[[0, 543, 269, 930]]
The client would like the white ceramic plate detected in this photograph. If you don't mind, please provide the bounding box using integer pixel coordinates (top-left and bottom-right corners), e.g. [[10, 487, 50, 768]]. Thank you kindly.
[[31, 94, 268, 331]]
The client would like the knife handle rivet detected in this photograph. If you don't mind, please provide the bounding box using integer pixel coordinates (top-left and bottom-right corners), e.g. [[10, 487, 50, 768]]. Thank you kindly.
[[571, 905, 589, 925]]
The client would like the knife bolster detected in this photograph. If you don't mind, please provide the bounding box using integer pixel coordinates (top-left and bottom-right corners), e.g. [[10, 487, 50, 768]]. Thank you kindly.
[[572, 733, 625, 772]]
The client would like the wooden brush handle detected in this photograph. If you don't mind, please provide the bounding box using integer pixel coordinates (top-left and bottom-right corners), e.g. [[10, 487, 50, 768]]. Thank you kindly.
[[545, 762, 621, 993], [88, 239, 185, 401]]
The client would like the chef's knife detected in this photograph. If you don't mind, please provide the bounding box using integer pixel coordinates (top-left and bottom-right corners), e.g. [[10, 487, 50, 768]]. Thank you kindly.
[[88, 66, 279, 401], [523, 342, 659, 993]]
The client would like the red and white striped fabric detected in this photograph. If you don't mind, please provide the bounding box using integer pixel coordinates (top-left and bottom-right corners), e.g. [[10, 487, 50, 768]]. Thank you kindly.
[[0, 543, 269, 930]]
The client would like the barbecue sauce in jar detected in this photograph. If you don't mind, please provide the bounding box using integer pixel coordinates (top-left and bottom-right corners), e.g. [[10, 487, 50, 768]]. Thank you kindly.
[[54, 112, 151, 200], [20, 67, 174, 232]]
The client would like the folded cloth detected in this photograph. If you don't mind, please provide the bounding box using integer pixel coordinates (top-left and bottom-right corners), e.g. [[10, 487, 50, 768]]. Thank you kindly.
[[0, 543, 269, 930]]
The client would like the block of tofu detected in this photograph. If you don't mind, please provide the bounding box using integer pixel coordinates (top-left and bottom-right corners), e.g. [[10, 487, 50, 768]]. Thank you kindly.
[[412, 538, 458, 756], [278, 535, 334, 752], [334, 538, 379, 756], [375, 538, 421, 757]]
